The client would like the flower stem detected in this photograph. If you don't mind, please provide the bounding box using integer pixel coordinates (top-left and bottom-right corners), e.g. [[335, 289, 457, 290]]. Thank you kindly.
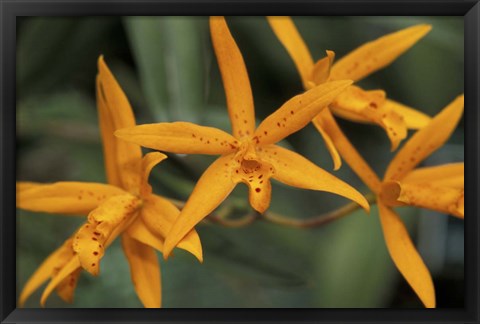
[[262, 193, 376, 228], [168, 193, 376, 229]]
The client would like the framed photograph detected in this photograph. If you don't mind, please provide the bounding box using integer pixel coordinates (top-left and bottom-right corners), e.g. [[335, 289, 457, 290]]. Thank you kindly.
[[1, 1, 478, 323]]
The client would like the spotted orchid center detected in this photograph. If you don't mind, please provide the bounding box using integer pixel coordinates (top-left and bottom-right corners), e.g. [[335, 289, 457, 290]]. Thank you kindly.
[[231, 142, 275, 189], [241, 159, 261, 174], [227, 142, 275, 213]]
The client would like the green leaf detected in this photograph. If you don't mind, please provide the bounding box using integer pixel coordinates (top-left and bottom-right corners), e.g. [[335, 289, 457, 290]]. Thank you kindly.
[[123, 17, 170, 122], [162, 17, 207, 123], [17, 18, 116, 95], [123, 17, 207, 123]]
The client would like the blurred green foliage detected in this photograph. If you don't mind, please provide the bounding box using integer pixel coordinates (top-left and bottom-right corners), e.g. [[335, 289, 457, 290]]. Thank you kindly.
[[16, 16, 464, 308]]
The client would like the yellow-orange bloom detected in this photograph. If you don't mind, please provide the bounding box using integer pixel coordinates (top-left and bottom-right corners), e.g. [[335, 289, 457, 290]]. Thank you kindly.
[[268, 16, 433, 168], [16, 57, 202, 308], [323, 95, 464, 308], [116, 16, 370, 259]]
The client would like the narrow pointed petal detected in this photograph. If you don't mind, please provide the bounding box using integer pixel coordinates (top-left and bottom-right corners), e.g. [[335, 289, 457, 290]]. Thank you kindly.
[[377, 201, 435, 308], [18, 238, 75, 306], [141, 195, 203, 262], [127, 217, 164, 251], [163, 154, 237, 258], [331, 24, 432, 81], [385, 95, 464, 181], [97, 56, 142, 191], [96, 75, 121, 187], [254, 80, 352, 146], [259, 145, 369, 211], [311, 50, 335, 85], [210, 16, 255, 139], [330, 86, 407, 151], [73, 194, 142, 275], [312, 109, 382, 193], [17, 182, 41, 192], [17, 182, 125, 216], [312, 110, 342, 170], [402, 163, 464, 189], [140, 152, 168, 197], [115, 122, 238, 155], [40, 257, 81, 307], [384, 99, 432, 129], [267, 16, 315, 88], [381, 181, 464, 218], [122, 234, 161, 308], [55, 268, 81, 304]]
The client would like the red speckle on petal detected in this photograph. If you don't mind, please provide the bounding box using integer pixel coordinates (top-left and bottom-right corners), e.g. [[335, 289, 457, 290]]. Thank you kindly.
[[255, 188, 261, 193]]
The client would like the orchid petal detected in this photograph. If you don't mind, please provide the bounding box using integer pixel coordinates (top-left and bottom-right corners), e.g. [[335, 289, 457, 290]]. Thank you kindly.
[[331, 24, 432, 81], [330, 86, 407, 151], [312, 109, 382, 193], [254, 80, 352, 146], [55, 268, 81, 304], [312, 110, 342, 171], [381, 181, 464, 218], [311, 50, 335, 85], [230, 147, 275, 213], [377, 201, 435, 308], [259, 145, 369, 211], [115, 122, 238, 155], [17, 182, 41, 192], [97, 56, 143, 191], [16, 182, 125, 216], [210, 16, 255, 139], [40, 257, 81, 307], [385, 95, 464, 181], [122, 234, 161, 308], [96, 75, 121, 187], [267, 16, 314, 88], [127, 217, 164, 251], [18, 238, 75, 306], [163, 154, 237, 258], [141, 195, 203, 262], [73, 194, 142, 276], [384, 99, 432, 129], [402, 163, 464, 189], [140, 152, 168, 197]]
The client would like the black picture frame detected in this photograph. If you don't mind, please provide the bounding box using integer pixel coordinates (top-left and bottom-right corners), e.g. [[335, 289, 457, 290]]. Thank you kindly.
[[1, 0, 478, 323]]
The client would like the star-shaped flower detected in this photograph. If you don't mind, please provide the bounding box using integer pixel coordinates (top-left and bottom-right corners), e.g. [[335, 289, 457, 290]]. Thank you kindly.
[[116, 16, 370, 258], [329, 95, 464, 308], [268, 16, 433, 168], [16, 57, 202, 307]]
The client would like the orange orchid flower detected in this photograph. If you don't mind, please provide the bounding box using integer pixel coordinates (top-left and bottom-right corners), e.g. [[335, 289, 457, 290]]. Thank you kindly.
[[16, 57, 202, 308], [116, 16, 370, 259]]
